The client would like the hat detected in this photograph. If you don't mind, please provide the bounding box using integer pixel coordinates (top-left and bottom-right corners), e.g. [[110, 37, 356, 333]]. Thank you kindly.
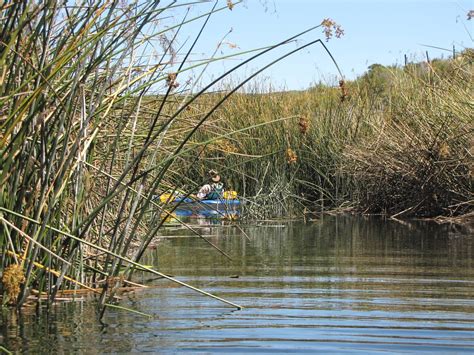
[[208, 169, 221, 182]]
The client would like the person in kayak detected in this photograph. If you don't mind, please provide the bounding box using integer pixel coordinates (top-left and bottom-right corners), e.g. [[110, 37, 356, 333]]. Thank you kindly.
[[197, 169, 224, 200]]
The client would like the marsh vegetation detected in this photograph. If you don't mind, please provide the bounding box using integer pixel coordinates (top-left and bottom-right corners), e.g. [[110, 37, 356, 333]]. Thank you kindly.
[[0, 0, 472, 326], [193, 53, 473, 219]]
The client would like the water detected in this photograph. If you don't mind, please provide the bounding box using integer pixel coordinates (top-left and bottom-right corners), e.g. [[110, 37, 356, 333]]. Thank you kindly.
[[1, 216, 473, 353]]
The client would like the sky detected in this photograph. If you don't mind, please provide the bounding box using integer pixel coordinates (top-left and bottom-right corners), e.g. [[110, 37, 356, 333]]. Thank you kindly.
[[160, 0, 473, 90]]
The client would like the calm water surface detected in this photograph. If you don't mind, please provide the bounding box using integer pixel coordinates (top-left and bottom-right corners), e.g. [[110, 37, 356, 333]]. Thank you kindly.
[[1, 216, 473, 353]]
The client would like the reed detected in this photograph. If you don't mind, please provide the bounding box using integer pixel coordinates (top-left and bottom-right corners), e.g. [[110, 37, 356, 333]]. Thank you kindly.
[[184, 51, 473, 219], [345, 53, 473, 217], [1, 0, 343, 314]]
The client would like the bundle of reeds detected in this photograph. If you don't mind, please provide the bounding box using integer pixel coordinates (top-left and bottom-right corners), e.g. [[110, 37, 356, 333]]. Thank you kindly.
[[1, 0, 343, 314], [0, 0, 208, 310]]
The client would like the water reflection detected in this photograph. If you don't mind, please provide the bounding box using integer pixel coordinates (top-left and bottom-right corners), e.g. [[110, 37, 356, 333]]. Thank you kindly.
[[1, 216, 473, 353]]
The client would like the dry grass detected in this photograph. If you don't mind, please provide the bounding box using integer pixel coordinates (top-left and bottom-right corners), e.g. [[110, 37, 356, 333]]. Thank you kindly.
[[184, 51, 473, 218]]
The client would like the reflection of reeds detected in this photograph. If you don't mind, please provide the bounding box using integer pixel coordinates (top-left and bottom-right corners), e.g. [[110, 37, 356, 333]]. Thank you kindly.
[[1, 1, 341, 313]]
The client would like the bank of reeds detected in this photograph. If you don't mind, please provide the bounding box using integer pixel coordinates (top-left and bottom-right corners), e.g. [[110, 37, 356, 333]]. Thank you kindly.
[[186, 51, 473, 219], [1, 0, 347, 313], [346, 55, 473, 217]]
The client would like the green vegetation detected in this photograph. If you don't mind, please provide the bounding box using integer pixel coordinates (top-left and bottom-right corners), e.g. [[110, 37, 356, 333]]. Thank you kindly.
[[0, 1, 342, 311], [0, 0, 471, 317], [188, 52, 473, 219]]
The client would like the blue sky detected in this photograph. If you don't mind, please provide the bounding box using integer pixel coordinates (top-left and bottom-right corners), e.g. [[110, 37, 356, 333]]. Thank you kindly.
[[162, 0, 473, 90]]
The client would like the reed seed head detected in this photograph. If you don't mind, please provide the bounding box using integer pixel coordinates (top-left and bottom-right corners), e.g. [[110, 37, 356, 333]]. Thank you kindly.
[[286, 148, 298, 164], [339, 79, 348, 102], [166, 73, 179, 90], [438, 142, 450, 159], [321, 18, 344, 41], [2, 264, 25, 305], [298, 116, 309, 135]]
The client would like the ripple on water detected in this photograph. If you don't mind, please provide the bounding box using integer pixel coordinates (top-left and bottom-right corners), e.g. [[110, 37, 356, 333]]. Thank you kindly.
[[1, 217, 473, 353]]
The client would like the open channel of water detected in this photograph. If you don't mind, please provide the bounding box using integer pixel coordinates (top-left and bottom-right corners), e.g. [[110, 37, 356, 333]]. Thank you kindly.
[[1, 216, 473, 353]]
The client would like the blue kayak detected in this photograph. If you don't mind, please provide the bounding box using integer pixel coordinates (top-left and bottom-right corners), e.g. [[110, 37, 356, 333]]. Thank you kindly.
[[173, 198, 241, 217]]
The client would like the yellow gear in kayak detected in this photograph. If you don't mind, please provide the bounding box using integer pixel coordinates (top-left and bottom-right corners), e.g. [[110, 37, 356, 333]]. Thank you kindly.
[[223, 190, 238, 200], [160, 193, 175, 203]]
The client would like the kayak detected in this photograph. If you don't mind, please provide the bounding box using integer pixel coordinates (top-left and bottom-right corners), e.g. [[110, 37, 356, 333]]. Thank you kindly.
[[155, 191, 241, 218], [173, 198, 241, 217]]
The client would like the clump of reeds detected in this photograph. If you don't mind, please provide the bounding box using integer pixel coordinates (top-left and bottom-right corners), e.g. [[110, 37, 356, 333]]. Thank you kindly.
[[0, 0, 250, 312], [184, 51, 472, 219], [1, 0, 343, 314], [344, 52, 473, 217]]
